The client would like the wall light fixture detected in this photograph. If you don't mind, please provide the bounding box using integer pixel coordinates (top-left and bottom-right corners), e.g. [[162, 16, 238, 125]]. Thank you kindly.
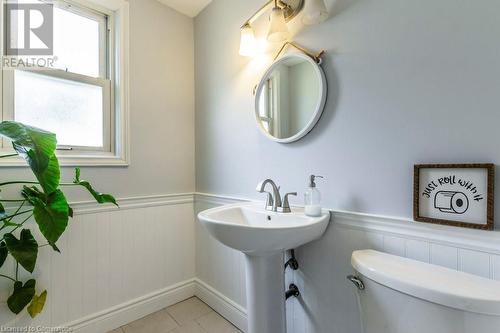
[[302, 0, 329, 25], [239, 0, 329, 57]]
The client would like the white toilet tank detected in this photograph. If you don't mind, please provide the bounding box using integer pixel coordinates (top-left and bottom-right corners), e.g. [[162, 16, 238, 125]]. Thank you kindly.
[[350, 250, 500, 333]]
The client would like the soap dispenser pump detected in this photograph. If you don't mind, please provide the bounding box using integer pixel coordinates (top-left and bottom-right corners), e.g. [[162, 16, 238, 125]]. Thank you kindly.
[[304, 175, 324, 217]]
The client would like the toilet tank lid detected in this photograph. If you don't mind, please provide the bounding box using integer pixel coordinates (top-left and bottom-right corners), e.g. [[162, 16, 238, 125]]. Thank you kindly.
[[351, 250, 500, 316]]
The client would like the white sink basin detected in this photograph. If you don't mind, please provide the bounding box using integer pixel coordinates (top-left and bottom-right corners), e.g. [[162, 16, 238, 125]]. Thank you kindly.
[[198, 202, 330, 255], [198, 201, 330, 333]]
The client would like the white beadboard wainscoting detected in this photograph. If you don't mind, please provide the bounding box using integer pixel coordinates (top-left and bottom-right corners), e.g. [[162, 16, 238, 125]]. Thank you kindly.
[[0, 194, 197, 333], [194, 193, 500, 333], [4, 192, 500, 333]]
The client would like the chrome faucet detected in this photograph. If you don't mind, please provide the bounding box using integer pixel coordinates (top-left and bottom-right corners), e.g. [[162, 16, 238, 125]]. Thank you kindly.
[[256, 179, 297, 213], [256, 179, 282, 212]]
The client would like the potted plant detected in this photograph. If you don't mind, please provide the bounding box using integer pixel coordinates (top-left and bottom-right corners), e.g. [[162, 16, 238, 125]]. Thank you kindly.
[[0, 121, 117, 317]]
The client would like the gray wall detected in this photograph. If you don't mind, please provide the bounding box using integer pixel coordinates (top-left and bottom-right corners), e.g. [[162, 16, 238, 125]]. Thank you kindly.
[[2, 0, 195, 201], [194, 0, 500, 219]]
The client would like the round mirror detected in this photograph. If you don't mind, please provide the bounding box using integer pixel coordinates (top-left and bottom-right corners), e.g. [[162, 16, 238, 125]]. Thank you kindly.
[[254, 53, 327, 143]]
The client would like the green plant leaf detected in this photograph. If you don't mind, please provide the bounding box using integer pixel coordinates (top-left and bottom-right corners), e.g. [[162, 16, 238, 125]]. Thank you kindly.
[[25, 189, 69, 249], [0, 202, 6, 219], [73, 168, 118, 206], [2, 221, 22, 227], [0, 121, 56, 169], [27, 290, 47, 318], [7, 279, 36, 314], [22, 185, 45, 200], [33, 153, 60, 195], [75, 167, 81, 182], [0, 241, 7, 268], [0, 121, 60, 193], [4, 229, 38, 273]]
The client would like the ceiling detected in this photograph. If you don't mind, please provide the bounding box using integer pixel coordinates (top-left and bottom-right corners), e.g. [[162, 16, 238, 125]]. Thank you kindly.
[[157, 0, 213, 17]]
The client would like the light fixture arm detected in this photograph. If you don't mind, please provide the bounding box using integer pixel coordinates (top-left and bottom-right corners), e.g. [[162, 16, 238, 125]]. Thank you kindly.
[[242, 0, 304, 28], [273, 41, 325, 63]]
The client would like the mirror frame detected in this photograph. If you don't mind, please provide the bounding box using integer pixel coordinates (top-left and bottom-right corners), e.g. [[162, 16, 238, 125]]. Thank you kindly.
[[254, 53, 327, 143]]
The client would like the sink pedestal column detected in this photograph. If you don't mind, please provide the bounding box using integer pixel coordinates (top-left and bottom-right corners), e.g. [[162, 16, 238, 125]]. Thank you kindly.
[[244, 252, 286, 333]]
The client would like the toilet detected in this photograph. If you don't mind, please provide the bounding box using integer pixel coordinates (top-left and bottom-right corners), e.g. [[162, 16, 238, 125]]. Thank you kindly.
[[350, 250, 500, 333]]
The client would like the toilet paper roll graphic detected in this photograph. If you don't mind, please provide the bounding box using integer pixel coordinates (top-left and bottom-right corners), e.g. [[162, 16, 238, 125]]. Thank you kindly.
[[434, 191, 469, 214]]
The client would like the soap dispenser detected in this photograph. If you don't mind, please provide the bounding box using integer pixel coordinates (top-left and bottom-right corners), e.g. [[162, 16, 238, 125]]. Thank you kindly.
[[304, 175, 324, 217]]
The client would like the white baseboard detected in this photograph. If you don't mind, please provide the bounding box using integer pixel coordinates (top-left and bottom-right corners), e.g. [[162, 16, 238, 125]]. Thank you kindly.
[[65, 279, 196, 333], [60, 278, 248, 333], [194, 279, 248, 332]]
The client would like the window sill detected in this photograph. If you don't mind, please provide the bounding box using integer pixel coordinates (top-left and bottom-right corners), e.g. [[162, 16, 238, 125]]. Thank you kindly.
[[0, 153, 129, 167]]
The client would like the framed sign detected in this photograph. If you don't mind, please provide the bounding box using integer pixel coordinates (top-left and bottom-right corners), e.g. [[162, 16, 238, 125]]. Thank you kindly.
[[414, 164, 495, 230]]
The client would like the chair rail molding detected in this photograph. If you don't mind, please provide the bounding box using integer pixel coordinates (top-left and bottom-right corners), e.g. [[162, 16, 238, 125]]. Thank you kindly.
[[194, 192, 500, 256], [72, 193, 194, 215]]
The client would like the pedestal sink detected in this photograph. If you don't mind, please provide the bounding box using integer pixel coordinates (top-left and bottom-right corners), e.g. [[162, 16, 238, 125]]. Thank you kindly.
[[198, 202, 330, 333]]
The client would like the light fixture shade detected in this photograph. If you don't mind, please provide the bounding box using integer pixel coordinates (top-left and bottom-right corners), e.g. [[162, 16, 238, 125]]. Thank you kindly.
[[267, 7, 289, 42], [302, 0, 329, 25], [239, 24, 257, 57]]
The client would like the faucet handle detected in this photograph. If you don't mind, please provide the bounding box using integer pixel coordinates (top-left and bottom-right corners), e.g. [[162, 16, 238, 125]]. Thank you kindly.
[[278, 192, 297, 213]]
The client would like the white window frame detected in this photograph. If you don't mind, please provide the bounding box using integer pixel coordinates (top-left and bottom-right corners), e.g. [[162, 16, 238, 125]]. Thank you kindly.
[[259, 74, 281, 136], [0, 0, 130, 166]]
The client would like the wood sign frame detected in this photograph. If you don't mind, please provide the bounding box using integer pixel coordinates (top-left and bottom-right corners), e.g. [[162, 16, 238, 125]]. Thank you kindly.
[[414, 164, 495, 230]]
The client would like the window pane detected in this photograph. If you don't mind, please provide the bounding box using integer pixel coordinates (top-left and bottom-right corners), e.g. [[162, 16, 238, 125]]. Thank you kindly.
[[53, 6, 102, 77], [10, 0, 104, 77], [14, 71, 104, 147]]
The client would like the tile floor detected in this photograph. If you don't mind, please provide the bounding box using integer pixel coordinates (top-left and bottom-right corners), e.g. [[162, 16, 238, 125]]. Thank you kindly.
[[108, 297, 242, 333]]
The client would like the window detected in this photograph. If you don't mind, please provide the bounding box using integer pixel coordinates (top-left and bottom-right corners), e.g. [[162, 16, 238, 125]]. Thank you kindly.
[[13, 70, 109, 148], [0, 0, 130, 166], [258, 77, 275, 133]]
